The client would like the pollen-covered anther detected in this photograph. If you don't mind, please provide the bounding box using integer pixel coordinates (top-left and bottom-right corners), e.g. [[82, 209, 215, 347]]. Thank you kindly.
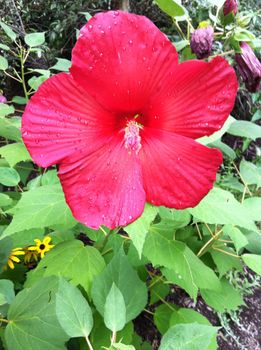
[[124, 120, 142, 154]]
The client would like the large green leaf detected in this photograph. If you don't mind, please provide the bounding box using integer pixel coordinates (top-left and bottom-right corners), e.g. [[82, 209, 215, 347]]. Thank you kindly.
[[92, 249, 147, 323], [240, 160, 261, 187], [5, 276, 68, 350], [201, 279, 244, 312], [56, 278, 93, 338], [143, 224, 221, 300], [0, 104, 14, 117], [25, 240, 105, 295], [155, 0, 185, 17], [0, 193, 13, 208], [0, 117, 21, 141], [188, 188, 256, 230], [4, 184, 77, 235], [0, 237, 12, 271], [169, 309, 217, 350], [210, 248, 242, 277], [0, 280, 15, 317], [124, 204, 157, 258], [227, 120, 261, 140], [0, 143, 31, 167], [243, 197, 261, 221], [104, 283, 126, 332], [0, 167, 20, 186], [159, 323, 218, 350], [242, 254, 261, 275], [154, 304, 175, 335]]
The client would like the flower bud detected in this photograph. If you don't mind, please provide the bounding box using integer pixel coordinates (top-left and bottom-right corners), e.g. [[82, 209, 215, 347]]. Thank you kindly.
[[235, 42, 261, 93], [190, 26, 214, 59], [223, 0, 238, 16], [0, 95, 7, 103]]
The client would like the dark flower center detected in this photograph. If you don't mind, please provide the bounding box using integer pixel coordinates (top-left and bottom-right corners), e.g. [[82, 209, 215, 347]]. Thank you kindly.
[[39, 244, 45, 250]]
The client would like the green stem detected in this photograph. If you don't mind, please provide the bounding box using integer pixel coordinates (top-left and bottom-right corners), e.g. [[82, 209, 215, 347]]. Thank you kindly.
[[0, 318, 9, 324], [85, 336, 94, 350], [20, 48, 29, 101], [173, 18, 187, 40]]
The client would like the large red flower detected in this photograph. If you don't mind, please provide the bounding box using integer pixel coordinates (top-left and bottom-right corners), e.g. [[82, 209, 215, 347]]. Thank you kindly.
[[22, 11, 238, 229]]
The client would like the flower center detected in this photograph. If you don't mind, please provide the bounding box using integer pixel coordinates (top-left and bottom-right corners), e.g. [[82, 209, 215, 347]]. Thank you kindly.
[[39, 244, 45, 250], [124, 120, 142, 154]]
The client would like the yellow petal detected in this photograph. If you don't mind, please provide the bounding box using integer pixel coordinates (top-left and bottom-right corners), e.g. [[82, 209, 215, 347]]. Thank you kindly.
[[8, 260, 14, 269], [28, 246, 38, 251], [34, 239, 41, 245], [13, 251, 25, 256], [12, 247, 23, 251], [43, 236, 51, 245], [10, 256, 20, 263]]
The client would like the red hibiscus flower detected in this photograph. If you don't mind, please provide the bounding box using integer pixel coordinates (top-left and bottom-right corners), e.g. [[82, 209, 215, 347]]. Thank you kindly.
[[22, 11, 238, 229]]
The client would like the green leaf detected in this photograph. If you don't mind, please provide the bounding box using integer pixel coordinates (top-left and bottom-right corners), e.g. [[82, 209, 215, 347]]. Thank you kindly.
[[170, 308, 210, 326], [5, 276, 68, 350], [0, 43, 10, 51], [222, 225, 248, 253], [143, 225, 221, 300], [92, 248, 147, 323], [242, 254, 261, 275], [149, 280, 170, 305], [0, 104, 15, 117], [0, 193, 13, 208], [11, 96, 27, 105], [0, 22, 16, 41], [125, 204, 157, 258], [188, 188, 256, 230], [0, 117, 21, 141], [56, 277, 93, 338], [211, 140, 236, 159], [158, 207, 191, 228], [2, 228, 44, 248], [50, 58, 71, 72], [173, 40, 189, 52], [227, 120, 261, 140], [25, 240, 105, 295], [104, 283, 126, 332], [201, 279, 244, 312], [154, 304, 175, 335], [243, 229, 261, 254], [3, 184, 76, 235], [233, 28, 255, 42], [0, 280, 15, 317], [211, 248, 242, 277], [0, 143, 31, 167], [28, 75, 48, 91], [0, 55, 8, 70], [159, 323, 218, 350], [155, 0, 185, 17], [90, 313, 133, 350], [0, 167, 20, 186], [243, 197, 261, 221], [0, 237, 12, 272], [24, 32, 45, 47], [240, 160, 261, 187]]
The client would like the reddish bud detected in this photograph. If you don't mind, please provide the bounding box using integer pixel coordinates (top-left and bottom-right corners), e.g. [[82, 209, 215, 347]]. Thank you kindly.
[[223, 0, 238, 16], [190, 26, 214, 59], [235, 42, 261, 93]]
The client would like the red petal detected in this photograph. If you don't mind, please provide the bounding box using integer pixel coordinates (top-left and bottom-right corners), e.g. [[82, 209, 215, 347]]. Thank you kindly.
[[140, 128, 222, 208], [143, 57, 238, 139], [71, 11, 178, 113], [58, 134, 145, 229], [22, 73, 116, 168]]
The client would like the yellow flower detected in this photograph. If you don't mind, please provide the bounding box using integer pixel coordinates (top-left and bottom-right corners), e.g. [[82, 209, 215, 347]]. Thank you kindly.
[[6, 248, 25, 270], [24, 247, 39, 264], [28, 237, 54, 259]]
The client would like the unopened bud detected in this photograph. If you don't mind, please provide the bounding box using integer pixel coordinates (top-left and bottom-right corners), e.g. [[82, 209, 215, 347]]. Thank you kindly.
[[190, 26, 214, 59], [223, 0, 238, 16], [235, 42, 261, 93]]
